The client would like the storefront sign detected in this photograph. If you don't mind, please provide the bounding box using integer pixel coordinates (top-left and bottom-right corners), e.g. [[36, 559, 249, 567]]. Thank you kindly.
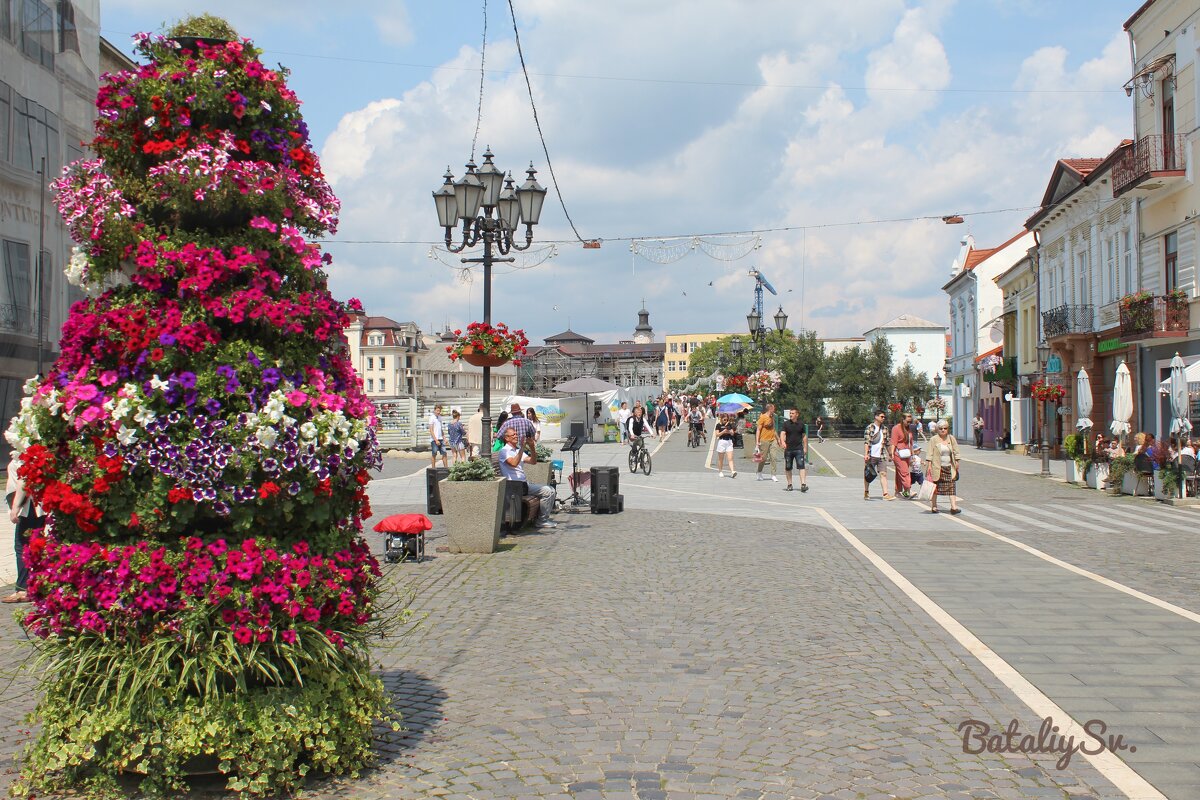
[[1097, 337, 1124, 354], [1046, 354, 1063, 373]]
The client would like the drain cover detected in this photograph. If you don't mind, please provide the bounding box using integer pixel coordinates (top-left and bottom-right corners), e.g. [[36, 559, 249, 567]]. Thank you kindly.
[[925, 540, 983, 548]]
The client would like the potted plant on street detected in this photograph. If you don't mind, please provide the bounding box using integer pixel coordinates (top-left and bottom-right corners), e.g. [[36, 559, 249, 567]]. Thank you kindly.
[[440, 458, 505, 553], [1085, 452, 1110, 490], [446, 322, 528, 367], [1107, 454, 1134, 495], [524, 443, 553, 486], [1062, 433, 1086, 484]]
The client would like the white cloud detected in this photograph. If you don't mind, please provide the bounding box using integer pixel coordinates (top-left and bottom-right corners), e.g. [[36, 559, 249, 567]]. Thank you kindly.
[[318, 1, 1132, 342]]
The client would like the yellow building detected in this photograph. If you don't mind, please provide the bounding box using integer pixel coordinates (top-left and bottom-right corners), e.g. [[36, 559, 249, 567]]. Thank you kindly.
[[662, 333, 733, 389]]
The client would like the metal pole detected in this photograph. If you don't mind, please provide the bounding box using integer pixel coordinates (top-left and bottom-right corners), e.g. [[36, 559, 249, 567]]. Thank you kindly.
[[1040, 365, 1051, 477], [481, 230, 493, 456], [36, 157, 46, 378]]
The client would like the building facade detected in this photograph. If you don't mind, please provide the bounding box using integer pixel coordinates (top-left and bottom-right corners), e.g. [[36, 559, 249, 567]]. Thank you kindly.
[[944, 231, 1036, 442], [993, 253, 1038, 448], [1, 1, 111, 454], [663, 332, 732, 389], [519, 312, 665, 394], [1028, 149, 1140, 441], [1119, 0, 1200, 437]]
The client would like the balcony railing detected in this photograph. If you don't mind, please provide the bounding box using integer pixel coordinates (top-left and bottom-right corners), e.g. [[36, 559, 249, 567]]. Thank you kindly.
[[984, 356, 1017, 383], [1113, 134, 1187, 196], [1041, 304, 1094, 338], [1119, 295, 1190, 341]]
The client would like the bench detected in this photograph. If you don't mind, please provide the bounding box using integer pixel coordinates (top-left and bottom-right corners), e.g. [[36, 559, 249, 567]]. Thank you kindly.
[[491, 453, 541, 532]]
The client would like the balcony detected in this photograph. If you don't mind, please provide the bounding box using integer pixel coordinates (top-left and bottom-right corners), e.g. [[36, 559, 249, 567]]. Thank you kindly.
[[1041, 304, 1094, 339], [984, 356, 1017, 383], [1119, 295, 1190, 342], [1112, 134, 1187, 197]]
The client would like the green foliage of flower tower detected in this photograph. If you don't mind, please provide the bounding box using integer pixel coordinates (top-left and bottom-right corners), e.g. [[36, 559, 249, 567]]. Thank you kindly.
[[6, 16, 394, 796]]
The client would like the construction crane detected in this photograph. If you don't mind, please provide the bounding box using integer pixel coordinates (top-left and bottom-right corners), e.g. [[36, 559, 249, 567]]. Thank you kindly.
[[747, 268, 778, 326]]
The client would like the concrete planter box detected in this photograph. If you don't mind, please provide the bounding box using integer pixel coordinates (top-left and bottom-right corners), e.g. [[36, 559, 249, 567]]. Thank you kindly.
[[1122, 471, 1142, 496], [1154, 472, 1172, 501], [525, 461, 552, 486], [1064, 460, 1081, 484], [439, 478, 504, 554], [1086, 463, 1109, 490]]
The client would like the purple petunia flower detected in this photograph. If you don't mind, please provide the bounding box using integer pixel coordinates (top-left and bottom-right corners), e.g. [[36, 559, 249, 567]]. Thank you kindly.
[[287, 482, 301, 496], [246, 351, 261, 368], [261, 367, 281, 387], [158, 333, 177, 346], [214, 502, 231, 516], [204, 398, 222, 415], [176, 371, 197, 389]]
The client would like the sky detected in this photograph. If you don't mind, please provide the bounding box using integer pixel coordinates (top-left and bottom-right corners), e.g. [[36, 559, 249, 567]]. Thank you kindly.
[[98, 0, 1138, 345]]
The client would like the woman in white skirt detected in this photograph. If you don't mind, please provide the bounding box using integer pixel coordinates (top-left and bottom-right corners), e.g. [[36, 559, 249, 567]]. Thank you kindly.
[[714, 414, 738, 478]]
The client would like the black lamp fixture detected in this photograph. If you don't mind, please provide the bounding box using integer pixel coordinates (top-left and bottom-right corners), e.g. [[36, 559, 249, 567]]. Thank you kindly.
[[433, 147, 548, 453], [746, 308, 761, 336], [773, 306, 788, 332]]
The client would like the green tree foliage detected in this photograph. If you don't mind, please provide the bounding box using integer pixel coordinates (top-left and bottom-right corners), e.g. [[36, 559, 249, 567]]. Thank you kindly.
[[893, 361, 934, 414]]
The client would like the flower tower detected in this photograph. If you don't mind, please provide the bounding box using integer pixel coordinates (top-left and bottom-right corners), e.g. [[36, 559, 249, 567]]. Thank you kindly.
[[6, 17, 389, 795]]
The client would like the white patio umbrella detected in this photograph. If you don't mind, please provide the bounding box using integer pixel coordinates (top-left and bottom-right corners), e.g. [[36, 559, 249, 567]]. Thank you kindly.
[[1110, 361, 1133, 438], [1075, 368, 1093, 431], [1168, 352, 1193, 436]]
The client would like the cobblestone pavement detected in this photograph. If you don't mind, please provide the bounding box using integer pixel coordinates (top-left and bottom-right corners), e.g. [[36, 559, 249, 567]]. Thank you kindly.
[[0, 425, 1194, 798]]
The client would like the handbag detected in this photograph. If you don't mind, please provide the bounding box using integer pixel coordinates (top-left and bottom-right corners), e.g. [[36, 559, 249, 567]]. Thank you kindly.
[[896, 448, 912, 459], [752, 447, 763, 463], [917, 480, 936, 502], [864, 461, 878, 483]]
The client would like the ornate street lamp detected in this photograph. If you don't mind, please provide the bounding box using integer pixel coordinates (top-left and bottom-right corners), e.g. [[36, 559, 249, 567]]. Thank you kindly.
[[433, 148, 547, 453], [773, 306, 788, 333], [1037, 340, 1051, 477]]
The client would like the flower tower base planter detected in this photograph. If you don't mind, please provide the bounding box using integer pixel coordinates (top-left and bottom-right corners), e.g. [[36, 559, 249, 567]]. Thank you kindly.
[[441, 478, 505, 553], [1122, 471, 1141, 496], [1086, 463, 1109, 490], [1064, 460, 1081, 484]]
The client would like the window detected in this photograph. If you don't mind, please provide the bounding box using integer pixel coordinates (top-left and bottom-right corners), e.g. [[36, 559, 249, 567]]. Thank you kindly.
[[1165, 231, 1179, 293], [2, 239, 33, 332], [366, 378, 374, 391], [366, 357, 373, 370], [21, 0, 55, 69], [57, 0, 77, 54], [1104, 237, 1114, 303], [368, 333, 383, 346], [1122, 229, 1133, 295], [1, 0, 12, 41], [378, 378, 385, 392], [669, 342, 677, 353], [0, 83, 10, 164], [6, 91, 58, 173], [1076, 251, 1089, 305], [378, 356, 385, 370]]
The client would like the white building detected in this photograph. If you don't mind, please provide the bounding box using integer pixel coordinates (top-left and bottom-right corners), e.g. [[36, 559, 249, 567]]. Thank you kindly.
[[944, 231, 1036, 440], [863, 315, 947, 383]]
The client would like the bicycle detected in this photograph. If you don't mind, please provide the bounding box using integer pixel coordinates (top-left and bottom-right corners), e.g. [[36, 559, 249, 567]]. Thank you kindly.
[[628, 435, 653, 475], [687, 421, 706, 448]]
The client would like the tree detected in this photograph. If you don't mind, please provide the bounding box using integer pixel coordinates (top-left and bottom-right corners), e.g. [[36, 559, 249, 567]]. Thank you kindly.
[[8, 17, 392, 794], [894, 361, 934, 413]]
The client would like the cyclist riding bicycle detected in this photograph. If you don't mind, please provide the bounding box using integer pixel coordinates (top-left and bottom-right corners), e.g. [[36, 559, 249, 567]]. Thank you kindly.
[[687, 405, 706, 447], [625, 407, 656, 451]]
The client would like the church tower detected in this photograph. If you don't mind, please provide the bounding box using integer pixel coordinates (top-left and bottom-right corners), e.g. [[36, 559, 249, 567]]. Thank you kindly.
[[633, 303, 654, 344]]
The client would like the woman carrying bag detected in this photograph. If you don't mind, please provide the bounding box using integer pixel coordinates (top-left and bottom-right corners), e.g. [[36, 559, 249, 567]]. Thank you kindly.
[[925, 421, 961, 514]]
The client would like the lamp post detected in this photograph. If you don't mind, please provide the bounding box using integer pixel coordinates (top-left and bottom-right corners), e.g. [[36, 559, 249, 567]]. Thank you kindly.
[[731, 336, 744, 375], [933, 372, 943, 423], [433, 148, 547, 454], [1037, 340, 1051, 477], [746, 305, 787, 402]]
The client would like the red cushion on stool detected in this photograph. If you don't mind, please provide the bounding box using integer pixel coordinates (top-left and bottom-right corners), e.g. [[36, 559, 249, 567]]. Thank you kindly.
[[373, 513, 432, 534]]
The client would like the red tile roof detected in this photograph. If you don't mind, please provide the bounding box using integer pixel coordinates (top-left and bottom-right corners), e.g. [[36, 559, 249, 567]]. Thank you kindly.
[[1060, 158, 1103, 178]]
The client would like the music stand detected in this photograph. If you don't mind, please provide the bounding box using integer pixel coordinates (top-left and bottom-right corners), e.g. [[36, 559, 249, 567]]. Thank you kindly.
[[560, 435, 588, 508]]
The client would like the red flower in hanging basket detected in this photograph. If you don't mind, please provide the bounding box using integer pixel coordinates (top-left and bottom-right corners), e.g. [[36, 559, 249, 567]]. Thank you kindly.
[[446, 321, 528, 367], [1030, 380, 1065, 404], [888, 402, 903, 413]]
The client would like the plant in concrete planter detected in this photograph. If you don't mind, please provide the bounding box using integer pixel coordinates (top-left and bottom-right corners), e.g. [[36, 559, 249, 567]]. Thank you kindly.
[[1062, 433, 1087, 483], [441, 458, 503, 554], [1159, 465, 1182, 499], [1107, 454, 1134, 494]]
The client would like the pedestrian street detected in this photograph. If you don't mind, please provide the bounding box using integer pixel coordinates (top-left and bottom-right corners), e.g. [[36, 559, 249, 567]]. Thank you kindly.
[[3, 427, 1200, 799]]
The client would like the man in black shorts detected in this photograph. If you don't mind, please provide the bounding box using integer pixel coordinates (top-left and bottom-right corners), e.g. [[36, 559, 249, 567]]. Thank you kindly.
[[779, 408, 809, 492]]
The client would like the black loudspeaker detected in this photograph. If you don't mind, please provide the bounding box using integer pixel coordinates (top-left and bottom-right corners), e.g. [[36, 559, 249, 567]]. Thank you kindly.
[[569, 421, 585, 442], [426, 467, 449, 514], [590, 466, 621, 514]]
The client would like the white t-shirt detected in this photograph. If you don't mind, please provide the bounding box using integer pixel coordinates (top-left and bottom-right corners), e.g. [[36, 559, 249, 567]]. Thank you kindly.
[[427, 412, 444, 441], [867, 424, 886, 458], [618, 408, 632, 428], [498, 443, 525, 481]]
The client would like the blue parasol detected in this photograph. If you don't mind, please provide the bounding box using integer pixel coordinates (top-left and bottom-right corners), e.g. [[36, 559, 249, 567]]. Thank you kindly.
[[717, 392, 754, 405]]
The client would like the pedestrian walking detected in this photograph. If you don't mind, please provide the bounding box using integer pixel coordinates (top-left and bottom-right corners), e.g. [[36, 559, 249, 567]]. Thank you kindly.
[[755, 403, 779, 481], [467, 404, 485, 458], [972, 412, 985, 449], [714, 414, 738, 478], [863, 411, 895, 500], [927, 421, 961, 514], [779, 408, 808, 492], [526, 407, 542, 442], [617, 401, 632, 444], [447, 410, 467, 464], [428, 404, 448, 468], [814, 416, 826, 443], [497, 403, 537, 454], [891, 412, 918, 498], [3, 454, 37, 604]]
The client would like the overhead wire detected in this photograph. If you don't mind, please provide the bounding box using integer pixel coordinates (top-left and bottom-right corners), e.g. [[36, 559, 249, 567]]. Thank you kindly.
[[469, 0, 488, 162], [504, 0, 586, 243]]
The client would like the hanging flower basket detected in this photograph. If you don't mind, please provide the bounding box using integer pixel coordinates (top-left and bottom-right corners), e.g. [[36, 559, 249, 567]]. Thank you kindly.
[[1031, 380, 1065, 404], [446, 321, 528, 368], [723, 374, 748, 391], [745, 370, 782, 396]]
